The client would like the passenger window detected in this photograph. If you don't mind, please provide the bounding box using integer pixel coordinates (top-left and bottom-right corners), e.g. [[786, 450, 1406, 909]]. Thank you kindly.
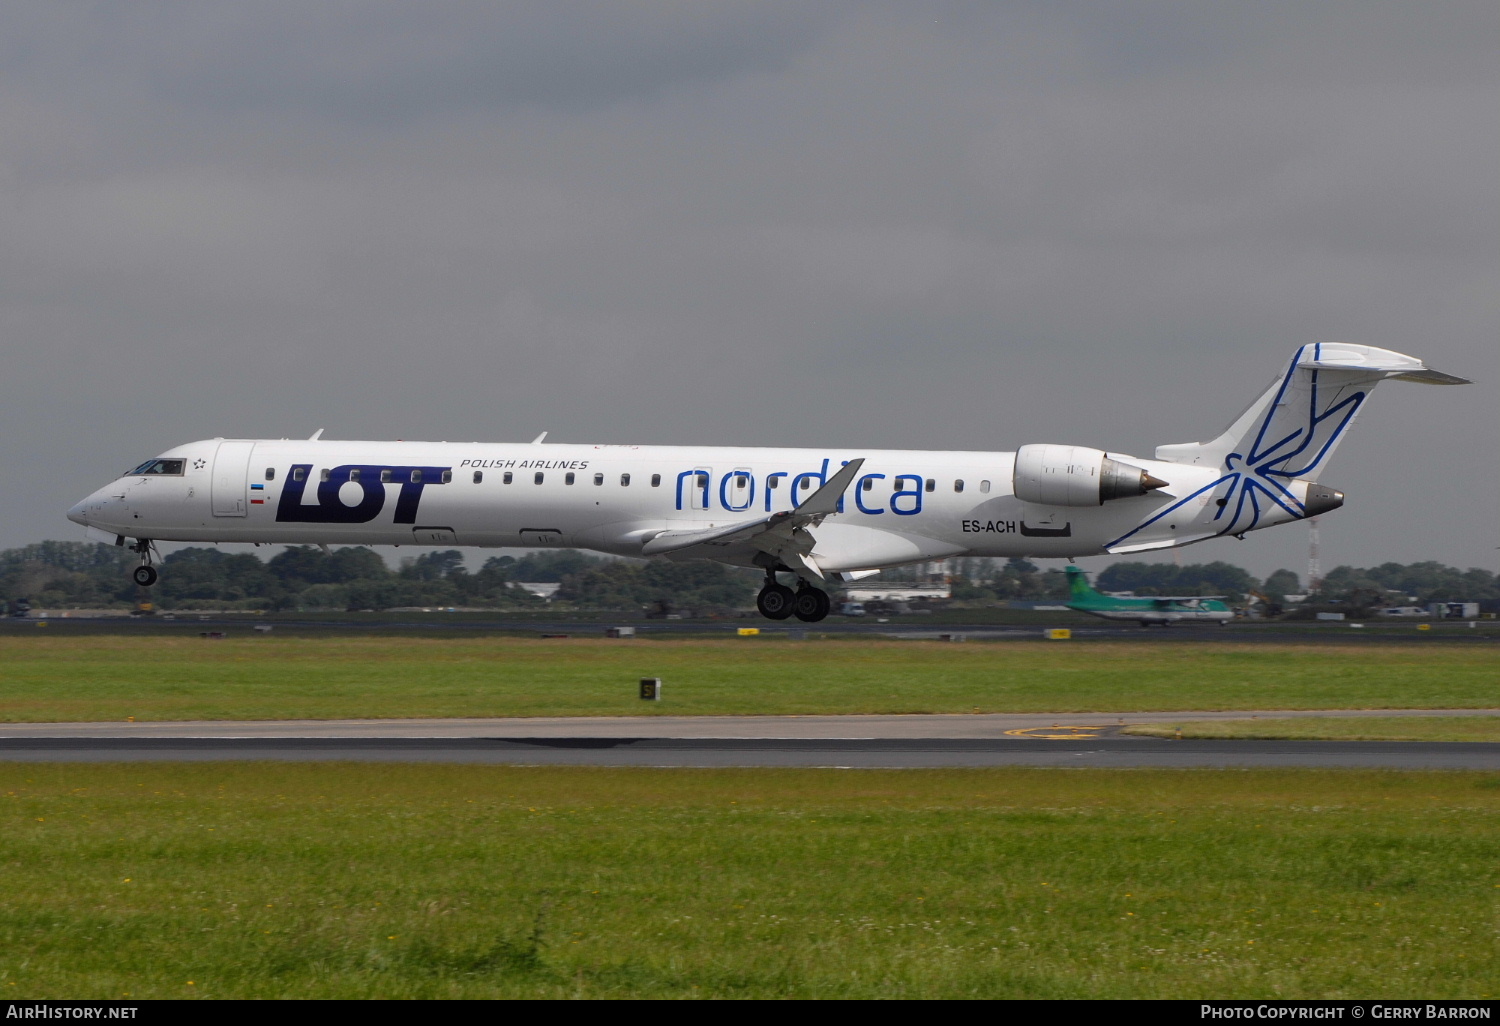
[[293, 467, 306, 483], [736, 474, 748, 489], [769, 477, 780, 489], [925, 479, 935, 492], [503, 472, 513, 484], [620, 473, 631, 486], [473, 471, 483, 484], [954, 480, 964, 493], [535, 472, 544, 484], [651, 474, 661, 487], [320, 469, 331, 482], [380, 469, 392, 483], [565, 472, 575, 485], [980, 480, 991, 493], [265, 468, 275, 481], [594, 473, 604, 486], [349, 468, 360, 482], [441, 470, 452, 484], [410, 470, 422, 484], [861, 478, 872, 491]]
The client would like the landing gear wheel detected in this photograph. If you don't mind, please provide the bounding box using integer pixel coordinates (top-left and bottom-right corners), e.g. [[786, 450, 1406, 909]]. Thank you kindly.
[[132, 565, 158, 588], [792, 587, 831, 623], [757, 584, 796, 620]]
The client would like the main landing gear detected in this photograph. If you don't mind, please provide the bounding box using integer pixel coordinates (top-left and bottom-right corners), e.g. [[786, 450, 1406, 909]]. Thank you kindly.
[[756, 572, 830, 623], [130, 540, 158, 588]]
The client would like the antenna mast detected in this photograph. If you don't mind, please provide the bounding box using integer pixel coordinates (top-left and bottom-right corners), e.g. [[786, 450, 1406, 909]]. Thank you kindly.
[[1307, 517, 1322, 594]]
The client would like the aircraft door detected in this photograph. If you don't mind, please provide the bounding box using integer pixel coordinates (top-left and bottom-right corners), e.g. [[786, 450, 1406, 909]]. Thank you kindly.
[[210, 441, 256, 517], [689, 467, 711, 511]]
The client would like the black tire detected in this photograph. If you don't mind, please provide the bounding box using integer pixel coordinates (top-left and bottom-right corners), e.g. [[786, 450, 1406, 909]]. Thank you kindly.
[[757, 584, 796, 620], [792, 587, 830, 623], [132, 565, 158, 588]]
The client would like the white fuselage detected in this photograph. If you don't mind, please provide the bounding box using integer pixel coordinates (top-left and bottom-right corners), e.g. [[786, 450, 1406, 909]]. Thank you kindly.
[[67, 437, 1310, 572]]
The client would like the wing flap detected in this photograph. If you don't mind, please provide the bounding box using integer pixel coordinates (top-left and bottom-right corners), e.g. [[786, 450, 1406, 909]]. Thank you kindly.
[[1107, 533, 1217, 555], [641, 516, 780, 555], [640, 458, 865, 558]]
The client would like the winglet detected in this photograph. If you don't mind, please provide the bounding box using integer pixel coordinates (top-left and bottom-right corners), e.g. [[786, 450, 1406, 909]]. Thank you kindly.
[[531, 432, 548, 445], [308, 428, 324, 441], [794, 458, 865, 517]]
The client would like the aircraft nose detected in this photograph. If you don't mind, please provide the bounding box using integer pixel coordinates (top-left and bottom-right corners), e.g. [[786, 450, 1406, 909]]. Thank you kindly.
[[67, 485, 120, 526]]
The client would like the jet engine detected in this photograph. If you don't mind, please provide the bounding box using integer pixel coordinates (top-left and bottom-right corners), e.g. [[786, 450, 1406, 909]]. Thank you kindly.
[[1013, 444, 1168, 506]]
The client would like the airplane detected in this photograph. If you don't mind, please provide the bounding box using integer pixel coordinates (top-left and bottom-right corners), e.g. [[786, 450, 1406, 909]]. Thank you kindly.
[[1062, 565, 1233, 626], [67, 343, 1467, 623]]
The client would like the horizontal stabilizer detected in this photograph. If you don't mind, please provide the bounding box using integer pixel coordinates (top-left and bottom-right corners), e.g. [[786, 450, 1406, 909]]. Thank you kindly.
[[1388, 368, 1471, 385]]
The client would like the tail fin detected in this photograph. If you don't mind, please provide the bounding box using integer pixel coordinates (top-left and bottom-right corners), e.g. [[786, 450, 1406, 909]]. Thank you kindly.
[[1154, 344, 1468, 481], [1065, 565, 1096, 601]]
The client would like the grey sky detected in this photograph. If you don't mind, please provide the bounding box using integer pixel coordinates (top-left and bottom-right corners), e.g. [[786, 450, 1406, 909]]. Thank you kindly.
[[1, 1, 1493, 581]]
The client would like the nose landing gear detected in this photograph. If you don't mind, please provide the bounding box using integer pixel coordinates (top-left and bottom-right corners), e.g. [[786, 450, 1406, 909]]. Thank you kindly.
[[129, 539, 159, 588]]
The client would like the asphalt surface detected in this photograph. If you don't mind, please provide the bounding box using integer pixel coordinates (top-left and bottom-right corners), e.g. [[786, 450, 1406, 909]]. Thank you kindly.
[[2, 709, 1497, 769], [5, 615, 1496, 644], [1, 709, 1496, 740], [0, 735, 1495, 768]]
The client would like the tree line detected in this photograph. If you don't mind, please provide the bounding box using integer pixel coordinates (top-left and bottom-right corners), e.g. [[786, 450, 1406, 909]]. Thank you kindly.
[[0, 541, 757, 614], [1, 540, 1494, 614]]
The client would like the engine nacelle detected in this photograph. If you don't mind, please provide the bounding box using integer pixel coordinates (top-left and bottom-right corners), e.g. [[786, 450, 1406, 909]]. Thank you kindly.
[[1013, 444, 1168, 506]]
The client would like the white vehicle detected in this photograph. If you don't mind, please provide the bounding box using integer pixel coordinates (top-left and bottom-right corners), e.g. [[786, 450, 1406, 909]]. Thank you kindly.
[[68, 344, 1466, 622]]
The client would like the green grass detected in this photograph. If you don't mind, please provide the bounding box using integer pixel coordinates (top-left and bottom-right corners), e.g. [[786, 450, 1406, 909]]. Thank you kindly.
[[1126, 717, 1500, 743], [0, 764, 1494, 998], [0, 636, 1496, 722]]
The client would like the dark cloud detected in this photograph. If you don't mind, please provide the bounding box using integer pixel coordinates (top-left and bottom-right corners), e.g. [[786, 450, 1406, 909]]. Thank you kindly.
[[0, 1, 1492, 578], [2, 2, 828, 124]]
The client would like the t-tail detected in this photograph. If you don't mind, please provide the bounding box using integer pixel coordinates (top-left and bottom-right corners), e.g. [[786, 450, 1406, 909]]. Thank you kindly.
[[1154, 343, 1468, 486], [1065, 565, 1098, 603], [1103, 344, 1468, 555]]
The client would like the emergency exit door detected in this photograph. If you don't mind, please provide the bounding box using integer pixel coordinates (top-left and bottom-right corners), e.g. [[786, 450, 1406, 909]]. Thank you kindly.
[[211, 441, 256, 517]]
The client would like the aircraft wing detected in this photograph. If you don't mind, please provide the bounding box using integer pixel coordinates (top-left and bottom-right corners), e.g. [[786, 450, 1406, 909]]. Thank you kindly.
[[640, 459, 865, 579], [1149, 596, 1224, 604], [641, 512, 796, 554]]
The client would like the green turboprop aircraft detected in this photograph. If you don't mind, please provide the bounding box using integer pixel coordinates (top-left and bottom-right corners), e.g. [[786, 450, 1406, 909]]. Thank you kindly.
[[1064, 566, 1234, 626]]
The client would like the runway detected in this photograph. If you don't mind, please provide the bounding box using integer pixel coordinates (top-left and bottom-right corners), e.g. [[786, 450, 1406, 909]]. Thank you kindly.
[[5, 615, 1496, 645], [0, 736, 1495, 768], [1, 710, 1497, 769]]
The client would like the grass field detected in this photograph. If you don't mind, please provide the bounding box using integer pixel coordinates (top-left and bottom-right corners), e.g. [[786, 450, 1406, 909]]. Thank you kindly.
[[0, 636, 1496, 722], [1126, 717, 1500, 742], [0, 763, 1494, 999]]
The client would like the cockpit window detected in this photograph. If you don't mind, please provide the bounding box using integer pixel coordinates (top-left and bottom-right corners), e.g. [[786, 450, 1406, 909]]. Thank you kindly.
[[127, 459, 186, 476]]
